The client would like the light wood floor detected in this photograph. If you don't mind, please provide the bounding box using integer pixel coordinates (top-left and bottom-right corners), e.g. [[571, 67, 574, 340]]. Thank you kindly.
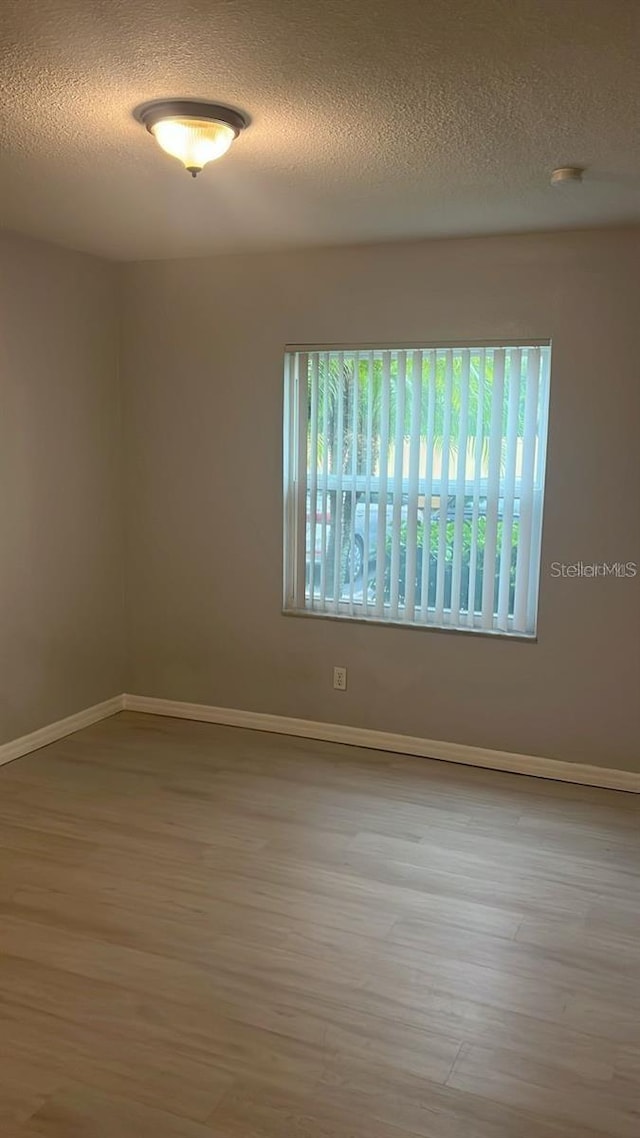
[[0, 712, 639, 1137]]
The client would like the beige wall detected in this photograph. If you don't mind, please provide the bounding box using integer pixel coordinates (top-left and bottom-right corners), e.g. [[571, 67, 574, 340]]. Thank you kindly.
[[121, 228, 640, 773], [0, 231, 124, 743], [4, 226, 637, 771]]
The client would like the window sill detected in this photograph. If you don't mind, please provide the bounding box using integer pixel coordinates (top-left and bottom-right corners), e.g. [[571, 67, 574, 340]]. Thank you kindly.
[[282, 606, 538, 642]]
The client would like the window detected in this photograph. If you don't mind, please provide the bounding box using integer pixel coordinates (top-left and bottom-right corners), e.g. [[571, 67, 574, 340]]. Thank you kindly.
[[284, 342, 551, 636]]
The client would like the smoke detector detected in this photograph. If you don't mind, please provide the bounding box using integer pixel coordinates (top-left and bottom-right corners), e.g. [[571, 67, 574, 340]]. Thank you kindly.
[[550, 167, 584, 186]]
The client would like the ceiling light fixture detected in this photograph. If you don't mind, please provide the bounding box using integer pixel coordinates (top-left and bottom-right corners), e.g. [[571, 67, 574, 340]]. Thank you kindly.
[[135, 100, 249, 177]]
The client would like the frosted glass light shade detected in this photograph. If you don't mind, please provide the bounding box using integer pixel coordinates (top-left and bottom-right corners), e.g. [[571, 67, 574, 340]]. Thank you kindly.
[[151, 117, 235, 175]]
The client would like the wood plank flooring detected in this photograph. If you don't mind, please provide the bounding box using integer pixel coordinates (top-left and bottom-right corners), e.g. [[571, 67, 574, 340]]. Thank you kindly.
[[0, 710, 638, 1137]]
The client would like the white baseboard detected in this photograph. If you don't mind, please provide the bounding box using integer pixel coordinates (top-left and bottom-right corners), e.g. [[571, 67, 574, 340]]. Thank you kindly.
[[0, 695, 125, 767], [122, 693, 640, 793], [2, 691, 636, 792]]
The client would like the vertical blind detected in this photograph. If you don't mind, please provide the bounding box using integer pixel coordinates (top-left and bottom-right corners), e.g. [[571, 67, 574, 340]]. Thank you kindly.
[[284, 343, 551, 635]]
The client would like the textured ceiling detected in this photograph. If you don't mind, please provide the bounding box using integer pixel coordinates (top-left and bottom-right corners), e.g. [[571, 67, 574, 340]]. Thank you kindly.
[[1, 0, 639, 261]]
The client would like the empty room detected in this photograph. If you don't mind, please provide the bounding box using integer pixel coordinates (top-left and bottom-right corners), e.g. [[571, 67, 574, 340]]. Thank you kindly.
[[1, 1, 639, 1135]]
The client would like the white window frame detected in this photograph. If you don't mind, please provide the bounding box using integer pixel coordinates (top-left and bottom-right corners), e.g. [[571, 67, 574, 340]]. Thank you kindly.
[[283, 341, 551, 638]]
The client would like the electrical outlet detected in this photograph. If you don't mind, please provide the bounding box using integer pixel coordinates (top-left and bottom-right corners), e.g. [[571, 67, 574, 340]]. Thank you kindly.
[[333, 666, 347, 692]]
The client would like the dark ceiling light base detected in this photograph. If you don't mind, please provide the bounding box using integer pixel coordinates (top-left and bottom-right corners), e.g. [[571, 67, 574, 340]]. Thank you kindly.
[[134, 99, 249, 136]]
